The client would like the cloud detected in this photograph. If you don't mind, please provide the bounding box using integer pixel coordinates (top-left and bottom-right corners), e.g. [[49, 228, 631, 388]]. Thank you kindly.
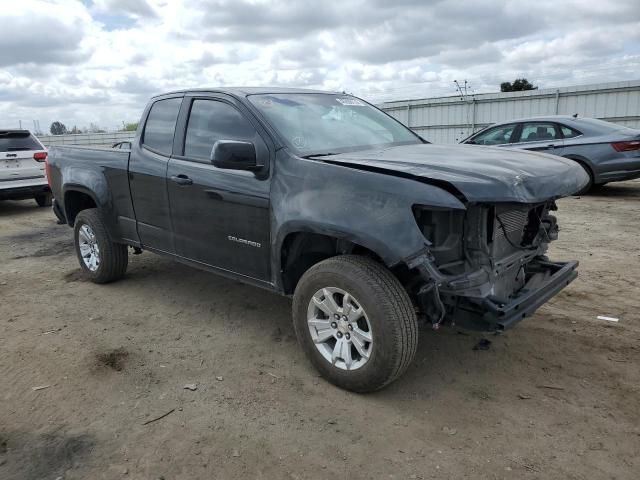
[[0, 0, 639, 130], [0, 0, 92, 67], [92, 0, 158, 19], [191, 0, 341, 43]]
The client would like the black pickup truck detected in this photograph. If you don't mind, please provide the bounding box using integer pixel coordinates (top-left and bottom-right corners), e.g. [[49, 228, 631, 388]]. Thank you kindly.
[[48, 88, 587, 392]]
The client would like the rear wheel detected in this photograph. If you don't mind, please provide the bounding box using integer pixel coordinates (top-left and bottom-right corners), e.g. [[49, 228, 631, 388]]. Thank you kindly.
[[34, 192, 52, 207], [73, 209, 128, 283], [292, 255, 418, 392]]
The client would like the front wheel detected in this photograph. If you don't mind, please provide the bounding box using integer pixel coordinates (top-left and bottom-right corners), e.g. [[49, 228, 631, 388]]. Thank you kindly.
[[292, 255, 418, 392], [73, 209, 128, 283]]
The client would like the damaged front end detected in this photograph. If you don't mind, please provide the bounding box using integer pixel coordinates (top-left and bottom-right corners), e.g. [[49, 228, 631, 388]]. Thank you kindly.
[[408, 201, 577, 331]]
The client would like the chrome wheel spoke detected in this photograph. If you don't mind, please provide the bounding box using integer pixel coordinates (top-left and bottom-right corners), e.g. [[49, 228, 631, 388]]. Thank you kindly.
[[352, 335, 370, 360], [352, 327, 372, 344], [342, 293, 353, 316], [78, 230, 90, 244], [322, 288, 340, 314], [308, 318, 335, 343], [312, 296, 335, 316], [348, 306, 364, 322], [332, 338, 347, 365]]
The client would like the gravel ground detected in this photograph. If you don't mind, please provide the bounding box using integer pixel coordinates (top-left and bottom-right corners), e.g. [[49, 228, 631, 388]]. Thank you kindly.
[[1, 180, 639, 480]]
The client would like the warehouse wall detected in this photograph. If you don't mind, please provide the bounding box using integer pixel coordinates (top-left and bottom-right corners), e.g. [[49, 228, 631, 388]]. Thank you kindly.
[[36, 80, 640, 147], [379, 80, 640, 144]]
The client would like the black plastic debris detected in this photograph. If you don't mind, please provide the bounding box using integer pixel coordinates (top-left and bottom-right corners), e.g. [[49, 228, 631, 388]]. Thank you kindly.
[[473, 338, 492, 351]]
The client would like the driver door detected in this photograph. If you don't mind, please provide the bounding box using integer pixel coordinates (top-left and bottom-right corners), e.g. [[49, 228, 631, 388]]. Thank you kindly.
[[468, 123, 519, 147], [167, 95, 272, 282]]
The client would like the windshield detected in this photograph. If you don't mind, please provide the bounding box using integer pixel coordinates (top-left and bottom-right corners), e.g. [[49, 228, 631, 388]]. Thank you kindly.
[[248, 93, 422, 156]]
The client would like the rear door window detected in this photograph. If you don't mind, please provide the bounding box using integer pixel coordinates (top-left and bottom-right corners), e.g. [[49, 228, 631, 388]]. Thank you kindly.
[[518, 123, 561, 143], [470, 124, 518, 145], [143, 98, 182, 155], [0, 131, 42, 152], [560, 125, 582, 139]]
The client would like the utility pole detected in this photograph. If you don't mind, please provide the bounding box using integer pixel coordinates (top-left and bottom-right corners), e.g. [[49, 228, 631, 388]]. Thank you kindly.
[[453, 80, 476, 141]]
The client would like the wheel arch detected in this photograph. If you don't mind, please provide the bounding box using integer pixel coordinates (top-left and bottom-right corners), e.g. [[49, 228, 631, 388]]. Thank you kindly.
[[562, 154, 594, 182], [62, 185, 99, 226], [278, 228, 389, 294]]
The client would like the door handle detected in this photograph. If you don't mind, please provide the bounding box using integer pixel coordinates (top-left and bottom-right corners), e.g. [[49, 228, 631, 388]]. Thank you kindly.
[[170, 174, 193, 186], [547, 144, 555, 149]]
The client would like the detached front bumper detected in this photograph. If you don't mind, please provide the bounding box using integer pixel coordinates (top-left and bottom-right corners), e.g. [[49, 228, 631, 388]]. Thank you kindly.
[[413, 254, 579, 332], [477, 260, 578, 330]]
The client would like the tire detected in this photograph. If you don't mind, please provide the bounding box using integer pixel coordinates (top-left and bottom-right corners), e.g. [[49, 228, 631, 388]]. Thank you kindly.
[[292, 255, 418, 392], [34, 192, 52, 207], [73, 208, 128, 284]]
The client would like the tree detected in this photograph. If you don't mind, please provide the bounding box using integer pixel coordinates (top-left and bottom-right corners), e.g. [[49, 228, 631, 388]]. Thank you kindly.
[[122, 122, 138, 132], [88, 122, 106, 133], [500, 78, 537, 92], [69, 125, 82, 134], [50, 121, 67, 135]]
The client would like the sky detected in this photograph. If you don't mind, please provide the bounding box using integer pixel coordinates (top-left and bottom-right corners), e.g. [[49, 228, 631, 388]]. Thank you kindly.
[[1, 0, 639, 133]]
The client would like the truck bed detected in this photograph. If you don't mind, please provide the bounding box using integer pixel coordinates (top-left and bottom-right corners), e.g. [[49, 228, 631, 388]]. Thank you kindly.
[[48, 144, 138, 244]]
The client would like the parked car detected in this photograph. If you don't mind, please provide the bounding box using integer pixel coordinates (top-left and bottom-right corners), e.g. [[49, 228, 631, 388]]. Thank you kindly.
[[47, 88, 587, 392], [461, 116, 640, 194], [0, 130, 52, 206]]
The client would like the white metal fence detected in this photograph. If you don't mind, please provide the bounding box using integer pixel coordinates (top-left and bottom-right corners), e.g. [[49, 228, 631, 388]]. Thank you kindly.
[[379, 80, 640, 144], [39, 131, 136, 148]]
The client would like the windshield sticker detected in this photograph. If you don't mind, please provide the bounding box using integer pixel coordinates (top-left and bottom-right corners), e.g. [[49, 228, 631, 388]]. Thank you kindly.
[[259, 98, 274, 107], [336, 97, 365, 106], [292, 136, 307, 148]]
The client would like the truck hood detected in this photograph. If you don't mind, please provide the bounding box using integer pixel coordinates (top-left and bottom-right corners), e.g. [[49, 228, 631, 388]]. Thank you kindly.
[[318, 144, 589, 203]]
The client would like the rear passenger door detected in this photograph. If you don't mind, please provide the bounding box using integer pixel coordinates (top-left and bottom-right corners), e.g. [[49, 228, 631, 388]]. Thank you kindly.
[[167, 95, 272, 282], [129, 95, 183, 253], [512, 122, 564, 155]]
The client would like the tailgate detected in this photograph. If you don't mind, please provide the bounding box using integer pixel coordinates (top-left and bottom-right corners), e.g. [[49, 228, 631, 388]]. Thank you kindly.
[[0, 151, 45, 184]]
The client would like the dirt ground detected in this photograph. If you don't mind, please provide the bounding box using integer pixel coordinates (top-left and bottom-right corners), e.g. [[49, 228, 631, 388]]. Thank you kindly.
[[1, 181, 639, 480]]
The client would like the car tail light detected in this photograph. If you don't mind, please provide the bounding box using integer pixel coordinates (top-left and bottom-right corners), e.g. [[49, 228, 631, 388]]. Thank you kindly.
[[611, 140, 640, 152], [33, 151, 48, 161]]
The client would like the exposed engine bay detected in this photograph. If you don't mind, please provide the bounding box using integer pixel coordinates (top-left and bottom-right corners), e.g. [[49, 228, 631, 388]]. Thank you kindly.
[[409, 201, 577, 331]]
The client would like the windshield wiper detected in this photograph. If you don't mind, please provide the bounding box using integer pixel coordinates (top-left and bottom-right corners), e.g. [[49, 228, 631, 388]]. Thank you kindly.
[[301, 153, 341, 159]]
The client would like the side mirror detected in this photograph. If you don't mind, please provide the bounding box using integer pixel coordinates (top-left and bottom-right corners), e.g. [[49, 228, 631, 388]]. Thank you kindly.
[[210, 140, 259, 170]]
